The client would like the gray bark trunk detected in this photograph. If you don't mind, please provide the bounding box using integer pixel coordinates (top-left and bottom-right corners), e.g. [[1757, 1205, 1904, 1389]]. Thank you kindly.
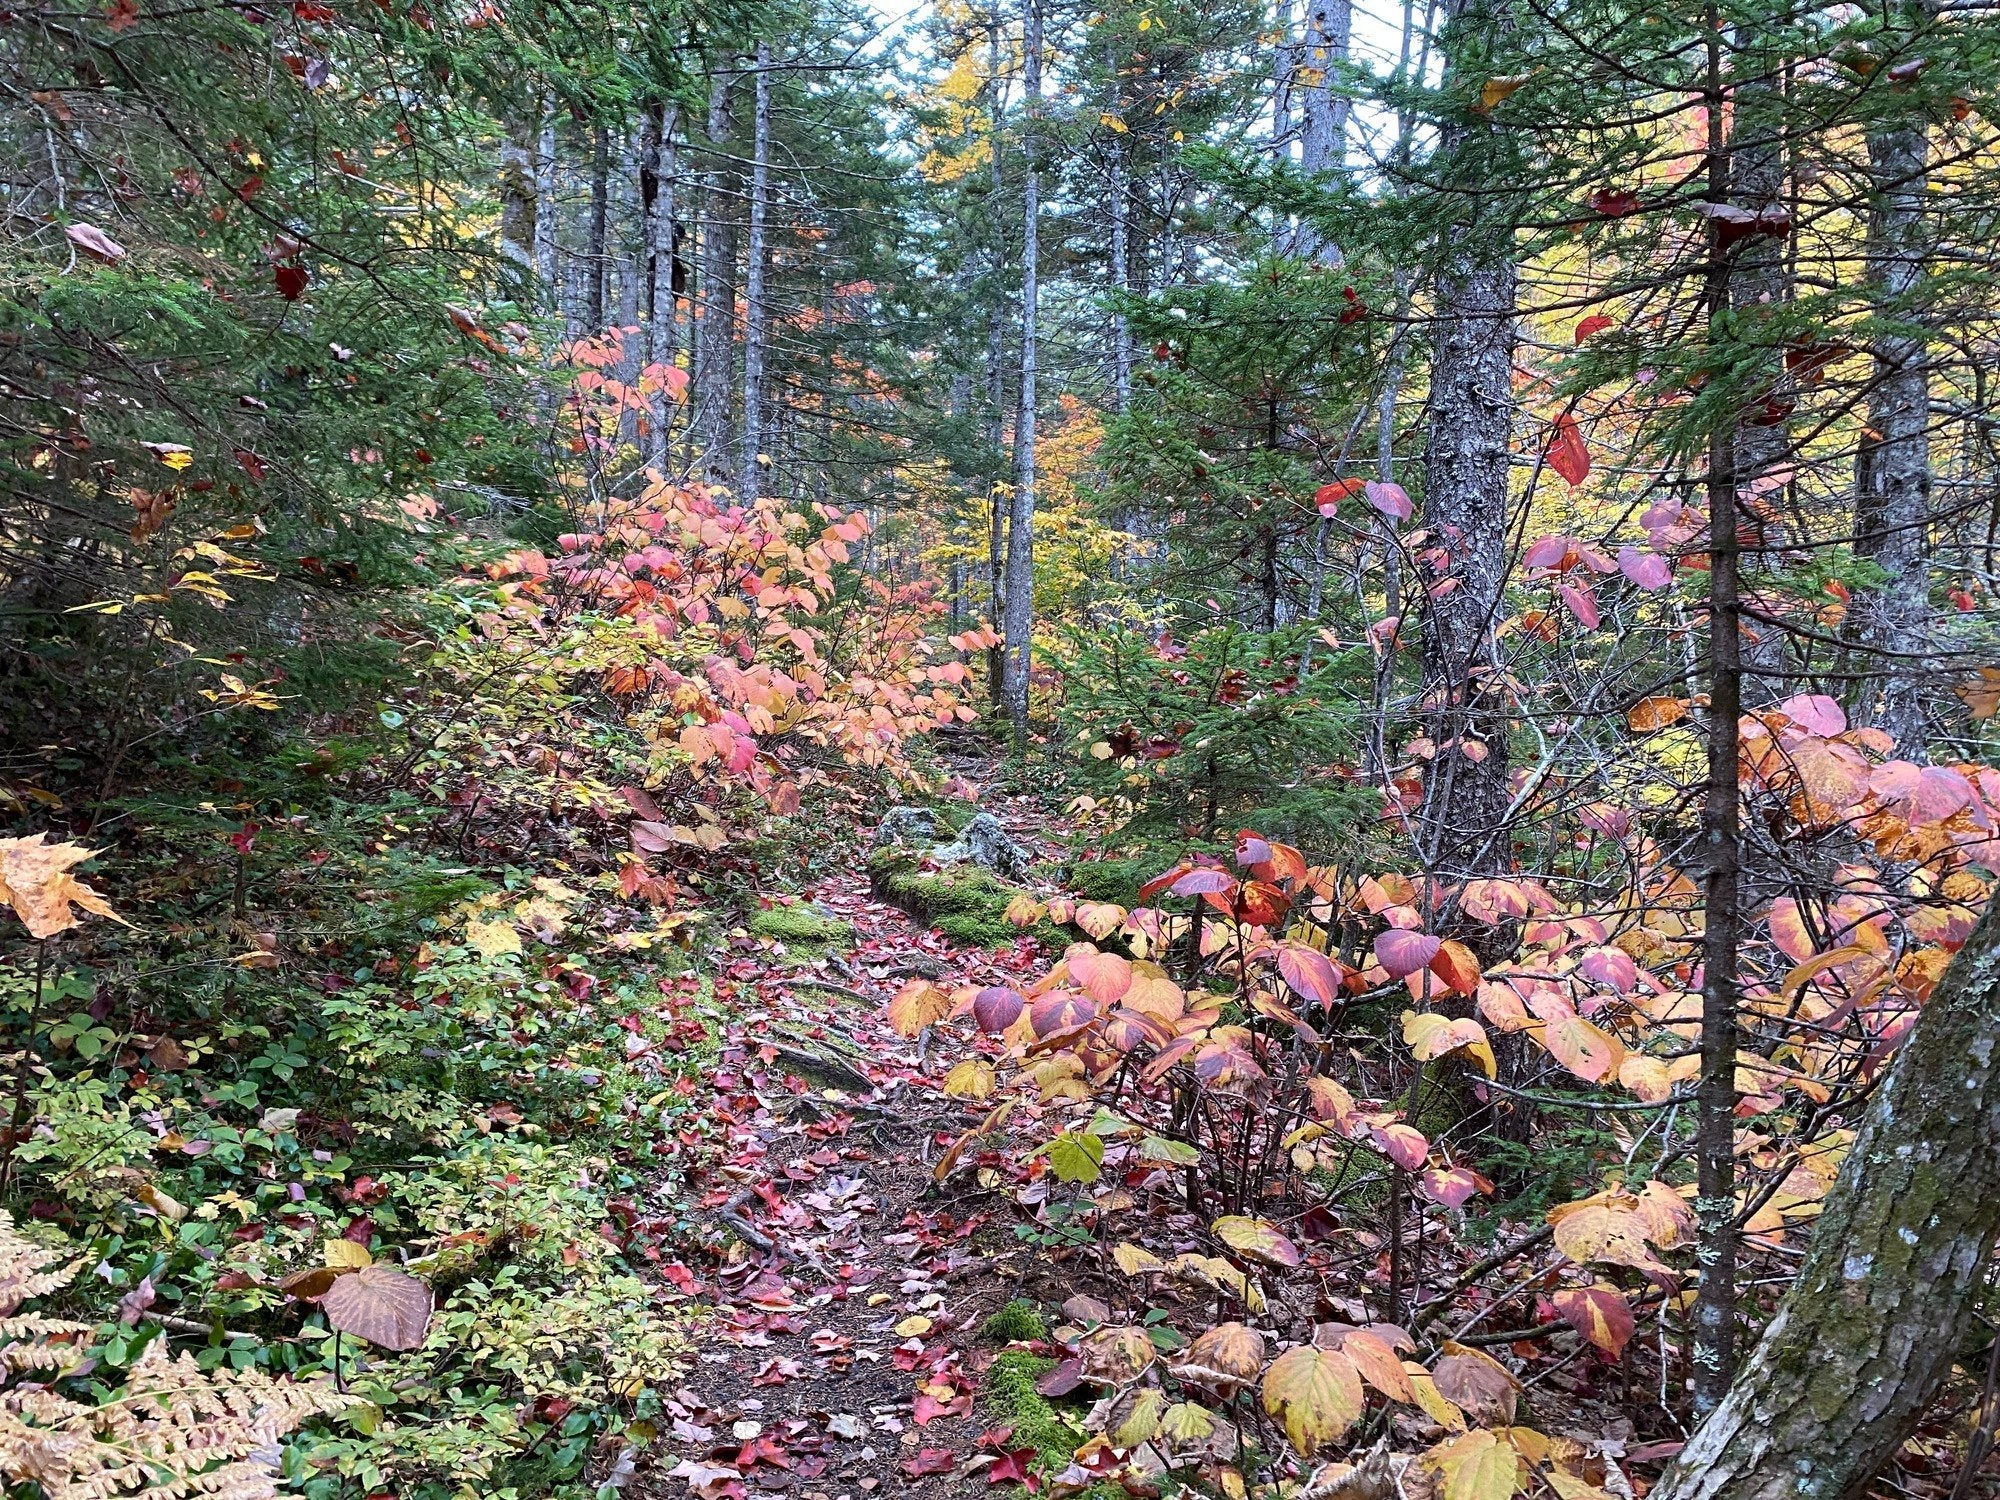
[[639, 101, 681, 469], [1657, 894, 2000, 1500], [1852, 50, 1932, 753], [1727, 58, 1794, 703], [1415, 0, 1515, 882], [695, 68, 738, 481], [533, 107, 557, 293], [499, 111, 538, 285], [1291, 0, 1350, 264], [585, 124, 610, 332], [741, 41, 772, 501], [1001, 0, 1041, 738]]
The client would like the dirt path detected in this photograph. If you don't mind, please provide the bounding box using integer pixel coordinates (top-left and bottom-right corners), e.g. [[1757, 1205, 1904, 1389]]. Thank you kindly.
[[629, 802, 1057, 1499]]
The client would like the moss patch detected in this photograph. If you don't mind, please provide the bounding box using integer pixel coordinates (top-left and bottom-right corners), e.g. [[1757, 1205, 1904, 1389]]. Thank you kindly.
[[985, 1350, 1080, 1465], [982, 1299, 1049, 1344], [867, 848, 1047, 948], [747, 904, 854, 949], [1063, 855, 1158, 908]]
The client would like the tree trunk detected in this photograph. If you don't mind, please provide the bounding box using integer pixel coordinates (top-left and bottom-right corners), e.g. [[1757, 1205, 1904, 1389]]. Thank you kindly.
[[1692, 21, 1742, 1411], [1851, 14, 1932, 753], [1415, 0, 1516, 885], [639, 100, 681, 470], [741, 40, 772, 501], [1727, 51, 1794, 704], [1001, 0, 1041, 740], [585, 124, 610, 333], [1656, 892, 2000, 1500], [533, 104, 558, 294], [1291, 0, 1350, 264], [499, 109, 538, 285], [695, 67, 738, 481]]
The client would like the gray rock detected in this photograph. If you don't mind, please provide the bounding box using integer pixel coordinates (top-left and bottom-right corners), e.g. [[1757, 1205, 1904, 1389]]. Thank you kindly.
[[872, 806, 942, 848], [930, 811, 1031, 881]]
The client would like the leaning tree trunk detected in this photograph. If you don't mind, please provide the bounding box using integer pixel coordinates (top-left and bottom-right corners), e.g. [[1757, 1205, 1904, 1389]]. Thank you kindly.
[[1656, 892, 2000, 1500], [1851, 6, 1933, 753]]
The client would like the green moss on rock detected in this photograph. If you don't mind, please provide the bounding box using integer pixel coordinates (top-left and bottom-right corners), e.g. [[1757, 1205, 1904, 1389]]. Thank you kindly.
[[867, 848, 1045, 949], [747, 904, 854, 949]]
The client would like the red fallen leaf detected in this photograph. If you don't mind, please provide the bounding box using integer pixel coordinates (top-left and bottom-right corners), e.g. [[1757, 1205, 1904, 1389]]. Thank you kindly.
[[1296, 1204, 1341, 1240], [913, 1387, 971, 1425], [105, 0, 138, 28], [734, 1435, 790, 1470], [235, 175, 264, 202], [902, 1449, 958, 1477], [986, 1448, 1037, 1486], [1035, 1357, 1083, 1397], [1545, 413, 1591, 486], [1574, 313, 1614, 343], [661, 1261, 700, 1294], [1589, 187, 1640, 217], [234, 447, 266, 481], [274, 264, 308, 299]]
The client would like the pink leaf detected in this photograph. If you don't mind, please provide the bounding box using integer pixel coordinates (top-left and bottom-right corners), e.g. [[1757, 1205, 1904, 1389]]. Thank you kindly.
[[1373, 929, 1441, 979], [1617, 544, 1671, 589], [1558, 582, 1601, 629], [1364, 480, 1412, 522], [1777, 694, 1846, 737]]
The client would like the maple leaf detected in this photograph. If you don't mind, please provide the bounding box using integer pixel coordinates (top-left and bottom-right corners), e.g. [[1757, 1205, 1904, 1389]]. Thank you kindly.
[[0, 836, 125, 938], [901, 1448, 957, 1477], [985, 1447, 1037, 1487]]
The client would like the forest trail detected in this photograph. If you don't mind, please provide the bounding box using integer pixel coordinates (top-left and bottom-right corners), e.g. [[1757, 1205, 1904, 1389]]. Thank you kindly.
[[632, 790, 1061, 1500]]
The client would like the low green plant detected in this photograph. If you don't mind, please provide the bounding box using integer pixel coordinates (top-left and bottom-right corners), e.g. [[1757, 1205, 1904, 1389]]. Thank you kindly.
[[1053, 620, 1377, 851]]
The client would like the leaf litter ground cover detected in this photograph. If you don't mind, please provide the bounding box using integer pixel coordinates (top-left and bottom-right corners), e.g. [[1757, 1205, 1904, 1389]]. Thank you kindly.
[[631, 802, 1062, 1499]]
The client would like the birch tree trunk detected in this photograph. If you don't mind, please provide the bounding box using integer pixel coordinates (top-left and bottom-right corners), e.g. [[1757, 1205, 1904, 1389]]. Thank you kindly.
[[1415, 0, 1515, 885], [740, 40, 772, 501], [1001, 0, 1041, 739], [1656, 891, 2000, 1500], [1852, 12, 1933, 752]]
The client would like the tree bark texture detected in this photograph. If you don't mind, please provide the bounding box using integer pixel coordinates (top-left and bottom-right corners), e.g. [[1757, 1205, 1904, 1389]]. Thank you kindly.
[[1657, 893, 2000, 1500], [1726, 51, 1794, 703], [585, 123, 610, 333], [1416, 0, 1516, 885], [740, 41, 772, 501], [1852, 31, 1932, 752], [1001, 0, 1041, 739], [499, 110, 538, 281], [695, 67, 738, 480]]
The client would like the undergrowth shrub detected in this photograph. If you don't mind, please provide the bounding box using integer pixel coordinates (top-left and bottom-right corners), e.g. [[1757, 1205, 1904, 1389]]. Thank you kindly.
[[1053, 620, 1377, 853]]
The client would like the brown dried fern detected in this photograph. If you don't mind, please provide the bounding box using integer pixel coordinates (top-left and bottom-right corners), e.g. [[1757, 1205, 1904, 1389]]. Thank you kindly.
[[0, 1210, 356, 1499]]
